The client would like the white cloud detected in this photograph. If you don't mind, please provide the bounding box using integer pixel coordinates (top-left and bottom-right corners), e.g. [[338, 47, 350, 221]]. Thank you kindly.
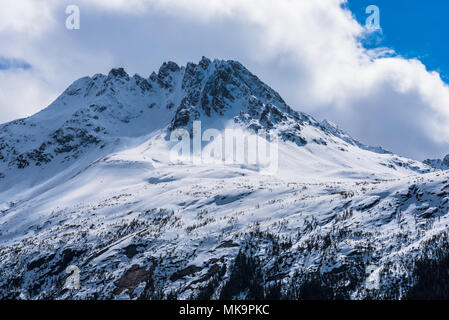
[[79, 0, 148, 13], [0, 0, 58, 36], [0, 70, 57, 121]]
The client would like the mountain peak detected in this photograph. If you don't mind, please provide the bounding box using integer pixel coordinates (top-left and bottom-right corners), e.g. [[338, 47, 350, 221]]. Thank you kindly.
[[424, 154, 449, 169], [108, 67, 129, 80], [199, 56, 211, 69], [158, 61, 180, 75], [0, 56, 429, 183]]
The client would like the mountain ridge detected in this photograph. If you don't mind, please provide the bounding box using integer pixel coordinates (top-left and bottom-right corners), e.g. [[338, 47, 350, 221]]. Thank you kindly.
[[424, 154, 449, 170], [0, 57, 431, 183]]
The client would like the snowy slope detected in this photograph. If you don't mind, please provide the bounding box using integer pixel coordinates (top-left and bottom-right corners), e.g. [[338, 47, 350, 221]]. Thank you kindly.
[[0, 57, 445, 300]]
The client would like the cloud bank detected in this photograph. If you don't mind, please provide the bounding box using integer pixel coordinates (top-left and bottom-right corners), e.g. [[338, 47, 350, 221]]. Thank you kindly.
[[1, 0, 449, 160]]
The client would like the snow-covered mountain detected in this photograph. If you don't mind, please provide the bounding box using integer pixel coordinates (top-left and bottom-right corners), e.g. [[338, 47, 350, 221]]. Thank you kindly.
[[424, 155, 449, 170], [0, 57, 447, 300]]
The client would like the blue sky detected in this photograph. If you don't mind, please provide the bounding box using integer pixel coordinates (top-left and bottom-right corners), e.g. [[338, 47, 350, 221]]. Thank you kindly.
[[2, 0, 449, 161], [348, 0, 449, 81]]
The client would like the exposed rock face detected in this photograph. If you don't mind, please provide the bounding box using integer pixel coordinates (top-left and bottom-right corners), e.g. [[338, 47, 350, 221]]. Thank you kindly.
[[424, 154, 449, 170]]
